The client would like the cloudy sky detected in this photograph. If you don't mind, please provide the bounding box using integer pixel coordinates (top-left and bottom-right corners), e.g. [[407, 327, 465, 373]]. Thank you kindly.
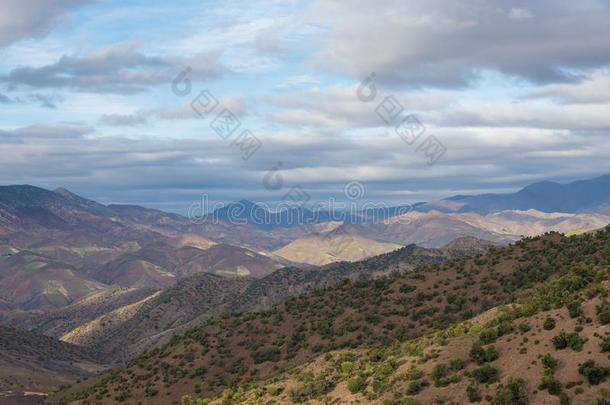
[[0, 0, 609, 213]]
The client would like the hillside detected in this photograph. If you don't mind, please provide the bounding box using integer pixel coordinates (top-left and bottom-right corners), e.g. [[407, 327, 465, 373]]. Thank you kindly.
[[47, 227, 610, 404], [0, 286, 158, 338], [48, 239, 488, 362], [350, 209, 610, 247], [199, 283, 610, 405], [0, 325, 106, 405], [273, 225, 402, 265]]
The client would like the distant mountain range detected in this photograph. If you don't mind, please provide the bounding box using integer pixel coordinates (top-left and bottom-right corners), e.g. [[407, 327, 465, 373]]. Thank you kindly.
[[208, 174, 610, 229], [419, 174, 610, 215]]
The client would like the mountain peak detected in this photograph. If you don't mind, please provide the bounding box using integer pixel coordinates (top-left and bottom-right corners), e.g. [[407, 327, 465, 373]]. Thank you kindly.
[[0, 184, 65, 206]]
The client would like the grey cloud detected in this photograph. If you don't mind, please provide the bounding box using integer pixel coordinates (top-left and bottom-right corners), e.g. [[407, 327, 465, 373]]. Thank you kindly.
[[267, 84, 456, 130], [2, 42, 226, 94], [265, 82, 610, 132], [431, 103, 610, 131], [0, 0, 92, 47], [99, 96, 246, 126], [29, 93, 63, 108], [0, 93, 11, 103], [0, 123, 91, 140], [0, 123, 609, 212], [309, 0, 610, 87]]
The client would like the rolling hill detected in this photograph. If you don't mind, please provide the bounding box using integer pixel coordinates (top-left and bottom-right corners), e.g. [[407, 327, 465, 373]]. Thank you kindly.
[[273, 223, 402, 265], [45, 228, 610, 404]]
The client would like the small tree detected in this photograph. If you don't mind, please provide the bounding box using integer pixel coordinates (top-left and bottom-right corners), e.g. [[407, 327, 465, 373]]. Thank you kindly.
[[541, 353, 558, 374]]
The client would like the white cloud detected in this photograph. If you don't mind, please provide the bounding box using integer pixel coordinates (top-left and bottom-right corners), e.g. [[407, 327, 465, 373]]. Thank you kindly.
[[307, 0, 610, 86], [527, 70, 610, 103], [508, 8, 533, 21]]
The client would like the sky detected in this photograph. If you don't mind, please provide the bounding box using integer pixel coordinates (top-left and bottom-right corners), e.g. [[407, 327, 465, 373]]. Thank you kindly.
[[0, 0, 609, 214]]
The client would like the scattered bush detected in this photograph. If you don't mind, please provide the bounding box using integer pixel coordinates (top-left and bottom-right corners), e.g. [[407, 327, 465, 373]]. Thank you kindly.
[[479, 328, 498, 344], [407, 380, 423, 395], [347, 376, 366, 394], [552, 331, 584, 351], [578, 360, 610, 385], [567, 301, 582, 318], [493, 377, 528, 405], [467, 384, 482, 402], [597, 300, 610, 325], [539, 375, 562, 395], [541, 353, 558, 374], [251, 346, 281, 364], [472, 364, 499, 383], [600, 336, 610, 353], [470, 342, 499, 364], [405, 366, 422, 380], [543, 317, 556, 330]]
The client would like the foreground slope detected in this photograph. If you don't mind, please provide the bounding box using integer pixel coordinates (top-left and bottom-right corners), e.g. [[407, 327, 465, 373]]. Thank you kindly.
[[0, 325, 106, 405], [48, 227, 610, 404], [201, 282, 610, 405]]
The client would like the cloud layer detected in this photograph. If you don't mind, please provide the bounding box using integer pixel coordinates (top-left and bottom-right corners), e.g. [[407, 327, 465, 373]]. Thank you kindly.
[[0, 0, 609, 212]]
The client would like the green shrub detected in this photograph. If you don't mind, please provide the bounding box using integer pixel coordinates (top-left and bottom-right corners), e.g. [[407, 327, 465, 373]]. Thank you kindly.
[[405, 366, 422, 380], [472, 364, 499, 383], [597, 300, 610, 325], [518, 323, 531, 333], [467, 384, 482, 402], [543, 317, 556, 330], [493, 377, 528, 405], [497, 321, 514, 336], [289, 373, 333, 402], [567, 301, 582, 318], [400, 284, 417, 293], [578, 360, 610, 385], [541, 353, 558, 374], [347, 376, 366, 394], [341, 362, 354, 374], [601, 336, 610, 352], [251, 346, 281, 364], [469, 342, 499, 364], [539, 375, 562, 395], [407, 380, 422, 395], [431, 363, 448, 381], [480, 328, 498, 344], [552, 331, 583, 351]]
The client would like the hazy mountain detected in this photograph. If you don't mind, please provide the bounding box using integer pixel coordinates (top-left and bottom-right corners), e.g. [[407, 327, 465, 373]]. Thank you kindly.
[[0, 185, 304, 252], [211, 200, 417, 230], [348, 208, 610, 247], [209, 174, 610, 229], [420, 174, 610, 214]]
